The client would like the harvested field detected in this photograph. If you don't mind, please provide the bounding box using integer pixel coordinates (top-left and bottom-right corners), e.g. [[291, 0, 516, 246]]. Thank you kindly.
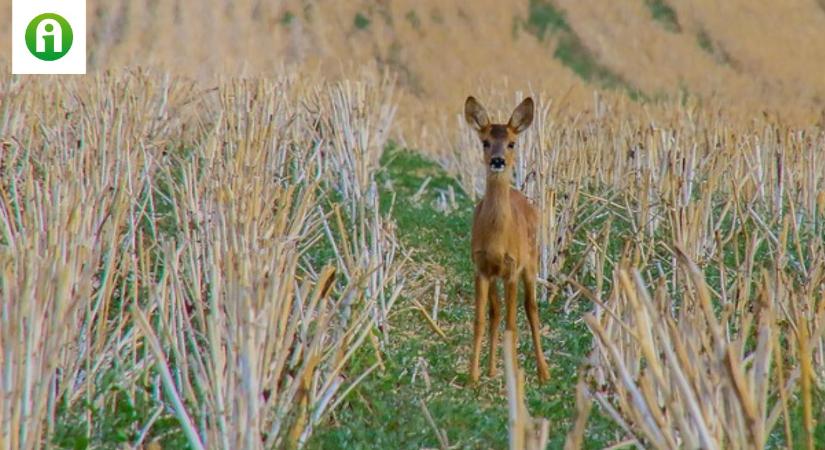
[[1, 1, 823, 448]]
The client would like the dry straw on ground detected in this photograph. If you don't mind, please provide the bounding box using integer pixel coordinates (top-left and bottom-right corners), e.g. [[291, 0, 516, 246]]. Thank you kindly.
[[0, 70, 402, 449]]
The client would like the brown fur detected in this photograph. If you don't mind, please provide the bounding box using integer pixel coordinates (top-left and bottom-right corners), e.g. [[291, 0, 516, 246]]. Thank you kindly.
[[464, 96, 550, 383]]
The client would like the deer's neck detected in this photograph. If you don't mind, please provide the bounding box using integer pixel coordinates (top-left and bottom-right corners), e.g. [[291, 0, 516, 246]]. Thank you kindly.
[[482, 175, 512, 221]]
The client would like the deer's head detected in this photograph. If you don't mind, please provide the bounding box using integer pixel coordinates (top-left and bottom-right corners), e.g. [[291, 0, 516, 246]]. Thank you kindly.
[[464, 96, 534, 177]]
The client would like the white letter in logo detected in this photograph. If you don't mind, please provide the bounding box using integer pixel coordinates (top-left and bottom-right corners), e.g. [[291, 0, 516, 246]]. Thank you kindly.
[[35, 18, 61, 53]]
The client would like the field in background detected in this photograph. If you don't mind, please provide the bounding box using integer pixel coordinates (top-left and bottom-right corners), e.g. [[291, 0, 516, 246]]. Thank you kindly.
[[3, 0, 825, 137], [2, 0, 825, 449]]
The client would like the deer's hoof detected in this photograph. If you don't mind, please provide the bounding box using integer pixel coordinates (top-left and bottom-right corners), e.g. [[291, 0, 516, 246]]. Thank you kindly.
[[469, 369, 481, 385], [537, 364, 550, 384], [487, 366, 497, 378]]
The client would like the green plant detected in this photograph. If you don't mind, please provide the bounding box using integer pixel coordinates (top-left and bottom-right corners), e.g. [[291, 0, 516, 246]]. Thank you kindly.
[[697, 29, 714, 53], [405, 10, 421, 31], [354, 12, 371, 30], [645, 0, 681, 32], [280, 10, 295, 26], [527, 0, 570, 40], [697, 28, 735, 66]]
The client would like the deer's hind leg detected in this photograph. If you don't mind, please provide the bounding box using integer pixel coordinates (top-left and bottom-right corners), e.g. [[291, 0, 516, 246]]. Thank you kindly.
[[487, 281, 502, 377], [523, 270, 550, 382]]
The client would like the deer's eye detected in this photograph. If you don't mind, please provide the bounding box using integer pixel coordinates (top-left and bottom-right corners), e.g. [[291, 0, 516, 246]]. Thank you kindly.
[[507, 142, 515, 149], [482, 140, 491, 149]]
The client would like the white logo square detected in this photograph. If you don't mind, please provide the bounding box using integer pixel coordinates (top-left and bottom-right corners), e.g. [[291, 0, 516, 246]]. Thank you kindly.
[[12, 0, 86, 74]]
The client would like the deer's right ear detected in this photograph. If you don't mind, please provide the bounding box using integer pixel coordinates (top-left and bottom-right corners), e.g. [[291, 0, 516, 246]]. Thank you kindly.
[[508, 97, 534, 134], [464, 96, 490, 131]]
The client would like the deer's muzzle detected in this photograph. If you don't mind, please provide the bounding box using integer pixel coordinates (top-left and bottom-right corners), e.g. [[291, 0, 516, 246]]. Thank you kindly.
[[489, 156, 506, 172]]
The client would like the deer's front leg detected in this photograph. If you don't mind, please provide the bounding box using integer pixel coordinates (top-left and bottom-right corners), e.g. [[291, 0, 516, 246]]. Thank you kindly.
[[488, 284, 502, 377], [470, 273, 490, 383]]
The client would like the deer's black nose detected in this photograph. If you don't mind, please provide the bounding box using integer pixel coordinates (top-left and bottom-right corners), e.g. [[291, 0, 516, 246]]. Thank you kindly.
[[490, 157, 505, 170]]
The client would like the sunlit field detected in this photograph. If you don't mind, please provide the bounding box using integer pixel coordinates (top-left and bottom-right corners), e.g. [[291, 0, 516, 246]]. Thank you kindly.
[[2, 1, 824, 449]]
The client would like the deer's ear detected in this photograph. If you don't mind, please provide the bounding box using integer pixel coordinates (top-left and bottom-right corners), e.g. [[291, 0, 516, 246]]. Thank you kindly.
[[464, 96, 490, 131], [508, 97, 534, 134]]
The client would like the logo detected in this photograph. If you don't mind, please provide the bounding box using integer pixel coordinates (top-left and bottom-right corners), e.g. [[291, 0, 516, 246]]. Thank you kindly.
[[25, 13, 74, 61], [12, 0, 86, 74]]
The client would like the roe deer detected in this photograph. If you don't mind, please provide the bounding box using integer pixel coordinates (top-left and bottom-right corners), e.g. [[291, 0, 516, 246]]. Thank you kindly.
[[464, 96, 549, 383]]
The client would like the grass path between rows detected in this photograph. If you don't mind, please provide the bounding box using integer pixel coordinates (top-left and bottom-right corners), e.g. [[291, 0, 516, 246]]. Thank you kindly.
[[308, 148, 617, 449]]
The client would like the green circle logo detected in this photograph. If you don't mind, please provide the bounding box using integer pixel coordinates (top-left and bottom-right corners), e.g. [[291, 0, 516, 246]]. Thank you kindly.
[[25, 13, 73, 61]]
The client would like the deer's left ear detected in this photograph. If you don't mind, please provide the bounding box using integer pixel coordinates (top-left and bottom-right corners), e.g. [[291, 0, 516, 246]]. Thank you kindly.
[[508, 97, 534, 134], [464, 96, 490, 131]]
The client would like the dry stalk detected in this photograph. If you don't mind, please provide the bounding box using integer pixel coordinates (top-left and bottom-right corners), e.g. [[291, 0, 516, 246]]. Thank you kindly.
[[503, 331, 550, 450]]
